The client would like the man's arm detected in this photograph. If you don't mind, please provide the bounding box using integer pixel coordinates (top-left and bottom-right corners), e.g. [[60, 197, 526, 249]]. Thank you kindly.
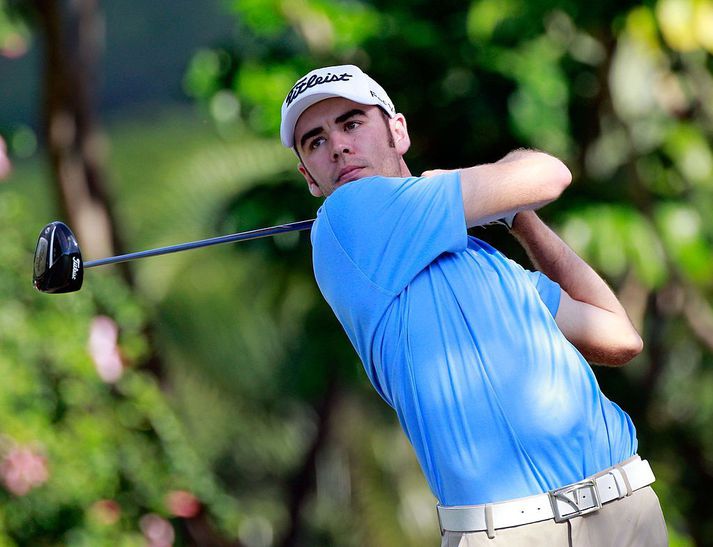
[[511, 210, 643, 366], [422, 149, 640, 364], [459, 149, 572, 228], [423, 149, 572, 228]]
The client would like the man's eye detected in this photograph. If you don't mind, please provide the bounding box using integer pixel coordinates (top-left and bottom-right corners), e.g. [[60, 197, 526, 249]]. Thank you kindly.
[[309, 137, 325, 150], [345, 120, 361, 131]]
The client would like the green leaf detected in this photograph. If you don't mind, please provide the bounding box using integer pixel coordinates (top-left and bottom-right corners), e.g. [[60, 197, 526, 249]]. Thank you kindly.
[[655, 203, 713, 285], [560, 204, 668, 288]]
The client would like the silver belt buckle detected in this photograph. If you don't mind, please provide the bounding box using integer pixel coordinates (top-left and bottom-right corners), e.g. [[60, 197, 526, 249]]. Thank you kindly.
[[548, 479, 602, 522]]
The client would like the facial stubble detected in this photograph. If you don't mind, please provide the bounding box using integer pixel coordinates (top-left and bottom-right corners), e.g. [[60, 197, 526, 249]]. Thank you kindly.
[[297, 109, 397, 192]]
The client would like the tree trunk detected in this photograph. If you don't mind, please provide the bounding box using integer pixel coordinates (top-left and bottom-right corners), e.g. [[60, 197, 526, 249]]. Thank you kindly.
[[32, 0, 128, 277]]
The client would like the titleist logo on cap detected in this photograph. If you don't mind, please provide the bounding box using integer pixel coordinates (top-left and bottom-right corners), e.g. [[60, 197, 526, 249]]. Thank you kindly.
[[285, 72, 353, 107]]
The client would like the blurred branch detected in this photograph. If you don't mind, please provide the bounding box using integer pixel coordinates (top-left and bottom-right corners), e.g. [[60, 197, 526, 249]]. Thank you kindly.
[[277, 373, 339, 547], [183, 512, 245, 547], [617, 269, 649, 334], [640, 289, 669, 413], [683, 285, 713, 352], [670, 428, 713, 546]]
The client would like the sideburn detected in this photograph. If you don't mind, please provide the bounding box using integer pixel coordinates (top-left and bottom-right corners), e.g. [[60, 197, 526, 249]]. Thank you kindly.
[[294, 147, 318, 187], [380, 109, 396, 148]]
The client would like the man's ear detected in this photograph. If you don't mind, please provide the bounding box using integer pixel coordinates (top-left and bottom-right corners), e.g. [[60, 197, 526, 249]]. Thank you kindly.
[[390, 114, 411, 156], [298, 163, 324, 197]]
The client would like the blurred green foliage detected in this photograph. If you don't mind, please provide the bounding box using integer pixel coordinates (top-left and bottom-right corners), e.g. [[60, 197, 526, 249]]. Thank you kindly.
[[3, 0, 713, 545], [0, 0, 28, 59], [0, 168, 240, 544]]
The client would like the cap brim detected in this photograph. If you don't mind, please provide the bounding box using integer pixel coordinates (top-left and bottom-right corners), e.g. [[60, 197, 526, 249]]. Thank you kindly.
[[281, 91, 392, 148]]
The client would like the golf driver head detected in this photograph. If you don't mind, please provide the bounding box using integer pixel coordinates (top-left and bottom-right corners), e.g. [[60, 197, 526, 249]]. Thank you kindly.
[[32, 221, 83, 293]]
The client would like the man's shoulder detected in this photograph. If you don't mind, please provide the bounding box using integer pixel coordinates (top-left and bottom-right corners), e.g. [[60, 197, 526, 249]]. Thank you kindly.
[[311, 176, 413, 250], [318, 176, 409, 219], [328, 175, 431, 213]]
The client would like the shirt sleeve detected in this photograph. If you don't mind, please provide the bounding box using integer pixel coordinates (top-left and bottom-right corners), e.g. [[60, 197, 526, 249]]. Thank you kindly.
[[321, 173, 468, 294], [524, 269, 561, 316]]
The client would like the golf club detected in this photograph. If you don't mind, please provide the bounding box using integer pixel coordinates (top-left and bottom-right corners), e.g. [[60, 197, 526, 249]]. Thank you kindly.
[[33, 219, 315, 294]]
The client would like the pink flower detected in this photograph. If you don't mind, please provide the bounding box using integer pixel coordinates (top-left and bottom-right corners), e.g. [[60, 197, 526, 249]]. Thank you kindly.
[[0, 446, 49, 496], [88, 316, 123, 383], [140, 514, 175, 547], [90, 499, 122, 525], [166, 490, 201, 518], [1, 32, 28, 58], [0, 136, 11, 181]]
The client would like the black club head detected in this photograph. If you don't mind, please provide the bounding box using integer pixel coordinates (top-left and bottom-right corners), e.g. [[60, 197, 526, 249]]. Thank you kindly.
[[32, 221, 84, 294]]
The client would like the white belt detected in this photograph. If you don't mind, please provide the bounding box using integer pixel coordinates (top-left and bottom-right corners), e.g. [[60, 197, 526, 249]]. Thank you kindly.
[[437, 456, 655, 537]]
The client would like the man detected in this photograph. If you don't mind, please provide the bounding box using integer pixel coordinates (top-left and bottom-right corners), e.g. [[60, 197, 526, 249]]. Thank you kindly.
[[280, 65, 667, 546]]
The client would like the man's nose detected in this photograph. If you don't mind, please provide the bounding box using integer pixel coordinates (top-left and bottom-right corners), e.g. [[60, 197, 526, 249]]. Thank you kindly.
[[330, 133, 351, 160]]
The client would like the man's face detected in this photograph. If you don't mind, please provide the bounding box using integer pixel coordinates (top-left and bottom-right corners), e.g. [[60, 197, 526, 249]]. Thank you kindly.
[[294, 97, 409, 197]]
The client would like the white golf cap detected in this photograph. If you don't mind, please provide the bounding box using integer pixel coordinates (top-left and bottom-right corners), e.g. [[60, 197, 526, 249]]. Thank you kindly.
[[280, 64, 396, 148]]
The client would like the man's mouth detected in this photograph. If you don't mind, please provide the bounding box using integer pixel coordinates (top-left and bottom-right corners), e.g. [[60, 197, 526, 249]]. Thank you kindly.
[[335, 166, 364, 184]]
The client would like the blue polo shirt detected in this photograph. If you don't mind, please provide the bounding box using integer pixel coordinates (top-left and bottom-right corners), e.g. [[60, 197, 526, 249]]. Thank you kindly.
[[310, 173, 637, 506]]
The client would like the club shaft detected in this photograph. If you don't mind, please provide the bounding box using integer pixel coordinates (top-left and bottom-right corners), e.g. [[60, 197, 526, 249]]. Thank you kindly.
[[84, 219, 315, 268]]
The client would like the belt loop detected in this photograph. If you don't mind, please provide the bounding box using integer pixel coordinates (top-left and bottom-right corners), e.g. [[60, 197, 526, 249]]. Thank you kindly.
[[485, 504, 495, 539], [614, 464, 633, 496], [608, 469, 625, 499]]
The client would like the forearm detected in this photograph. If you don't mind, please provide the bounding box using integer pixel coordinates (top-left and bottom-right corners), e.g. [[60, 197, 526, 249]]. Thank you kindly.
[[511, 211, 624, 314], [511, 211, 643, 365], [422, 149, 572, 227], [457, 150, 572, 228]]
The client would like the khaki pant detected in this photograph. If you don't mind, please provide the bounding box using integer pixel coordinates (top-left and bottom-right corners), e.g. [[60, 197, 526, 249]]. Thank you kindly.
[[441, 486, 668, 547]]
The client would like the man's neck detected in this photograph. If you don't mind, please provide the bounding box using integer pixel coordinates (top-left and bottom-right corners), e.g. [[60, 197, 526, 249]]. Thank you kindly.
[[399, 158, 411, 177]]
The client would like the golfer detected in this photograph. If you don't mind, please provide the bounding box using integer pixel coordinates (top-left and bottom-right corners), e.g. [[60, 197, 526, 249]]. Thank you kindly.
[[280, 65, 667, 546]]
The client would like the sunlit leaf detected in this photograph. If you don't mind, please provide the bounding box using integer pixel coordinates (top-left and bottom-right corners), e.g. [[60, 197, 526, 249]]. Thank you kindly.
[[663, 123, 713, 187], [656, 0, 713, 52], [307, 0, 380, 50], [560, 204, 668, 288], [235, 63, 303, 134], [466, 0, 524, 42], [490, 36, 571, 155], [656, 203, 713, 285], [229, 0, 286, 36], [183, 49, 231, 100]]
